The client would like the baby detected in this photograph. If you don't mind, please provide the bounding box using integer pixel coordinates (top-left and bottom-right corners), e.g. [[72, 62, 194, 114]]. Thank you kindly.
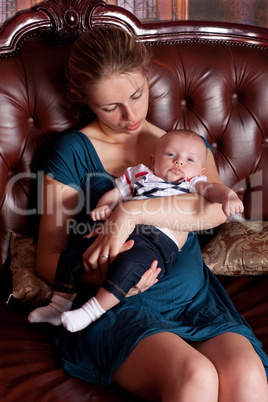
[[29, 130, 243, 332]]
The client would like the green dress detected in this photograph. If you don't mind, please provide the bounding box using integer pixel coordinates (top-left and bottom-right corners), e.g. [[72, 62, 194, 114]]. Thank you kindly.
[[45, 130, 268, 385]]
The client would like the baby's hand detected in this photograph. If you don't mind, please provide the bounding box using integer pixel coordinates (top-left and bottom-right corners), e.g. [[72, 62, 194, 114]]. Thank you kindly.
[[222, 194, 244, 217], [91, 205, 112, 221]]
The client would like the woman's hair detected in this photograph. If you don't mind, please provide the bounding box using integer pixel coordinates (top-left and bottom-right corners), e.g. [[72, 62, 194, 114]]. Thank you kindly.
[[66, 25, 151, 106]]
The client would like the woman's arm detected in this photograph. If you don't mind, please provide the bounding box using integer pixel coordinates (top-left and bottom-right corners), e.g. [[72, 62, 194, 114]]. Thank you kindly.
[[83, 149, 226, 271], [194, 181, 244, 217], [37, 175, 160, 290], [36, 175, 79, 284]]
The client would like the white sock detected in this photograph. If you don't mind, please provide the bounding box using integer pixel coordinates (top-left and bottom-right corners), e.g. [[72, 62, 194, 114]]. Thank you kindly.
[[28, 295, 73, 326], [61, 297, 106, 332]]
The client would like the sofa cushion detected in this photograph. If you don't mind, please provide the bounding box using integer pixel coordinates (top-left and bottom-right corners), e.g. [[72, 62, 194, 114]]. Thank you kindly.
[[7, 231, 52, 305], [202, 221, 268, 276]]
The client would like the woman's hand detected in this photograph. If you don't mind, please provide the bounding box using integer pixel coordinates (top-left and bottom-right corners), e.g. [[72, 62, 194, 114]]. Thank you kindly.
[[126, 260, 161, 297], [82, 236, 134, 284], [82, 205, 138, 274]]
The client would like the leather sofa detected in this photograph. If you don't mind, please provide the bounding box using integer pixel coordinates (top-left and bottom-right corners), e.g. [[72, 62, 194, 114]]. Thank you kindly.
[[0, 0, 267, 401]]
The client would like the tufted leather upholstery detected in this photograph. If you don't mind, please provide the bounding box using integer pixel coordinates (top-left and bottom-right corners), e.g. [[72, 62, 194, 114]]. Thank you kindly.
[[0, 39, 77, 273], [0, 1, 268, 401]]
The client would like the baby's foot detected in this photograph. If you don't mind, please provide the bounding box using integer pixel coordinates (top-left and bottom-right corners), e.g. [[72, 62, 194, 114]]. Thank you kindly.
[[28, 295, 73, 326], [61, 297, 105, 332]]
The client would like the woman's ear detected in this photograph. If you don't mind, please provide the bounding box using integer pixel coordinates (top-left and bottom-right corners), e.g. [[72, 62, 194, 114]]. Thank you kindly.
[[201, 167, 206, 175]]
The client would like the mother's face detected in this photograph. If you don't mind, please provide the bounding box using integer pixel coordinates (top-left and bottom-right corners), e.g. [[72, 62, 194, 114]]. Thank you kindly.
[[87, 71, 149, 135]]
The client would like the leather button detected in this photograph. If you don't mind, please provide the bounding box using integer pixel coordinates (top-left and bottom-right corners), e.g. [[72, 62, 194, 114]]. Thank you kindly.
[[27, 117, 34, 126], [231, 93, 238, 101], [180, 99, 187, 107], [8, 169, 14, 178], [211, 142, 218, 150], [237, 188, 245, 195], [262, 136, 268, 145]]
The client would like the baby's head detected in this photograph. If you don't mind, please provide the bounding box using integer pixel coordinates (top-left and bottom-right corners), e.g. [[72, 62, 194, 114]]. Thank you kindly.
[[151, 129, 207, 182]]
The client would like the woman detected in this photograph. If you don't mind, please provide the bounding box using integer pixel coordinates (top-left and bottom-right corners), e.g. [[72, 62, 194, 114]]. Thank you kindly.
[[36, 26, 268, 401]]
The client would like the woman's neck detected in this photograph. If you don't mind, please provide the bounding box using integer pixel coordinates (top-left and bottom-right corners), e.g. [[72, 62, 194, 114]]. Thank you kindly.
[[82, 119, 165, 176]]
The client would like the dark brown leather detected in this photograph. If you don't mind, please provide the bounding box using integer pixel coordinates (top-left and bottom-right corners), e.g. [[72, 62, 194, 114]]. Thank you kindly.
[[0, 1, 267, 400]]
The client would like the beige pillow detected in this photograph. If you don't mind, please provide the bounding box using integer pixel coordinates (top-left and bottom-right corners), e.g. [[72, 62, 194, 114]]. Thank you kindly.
[[7, 231, 52, 305], [202, 221, 268, 276]]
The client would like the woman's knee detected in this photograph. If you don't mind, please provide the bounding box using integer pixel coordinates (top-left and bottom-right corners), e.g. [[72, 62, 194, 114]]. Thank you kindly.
[[180, 356, 219, 394], [158, 353, 219, 402], [195, 333, 268, 401], [220, 354, 268, 401], [113, 333, 219, 401]]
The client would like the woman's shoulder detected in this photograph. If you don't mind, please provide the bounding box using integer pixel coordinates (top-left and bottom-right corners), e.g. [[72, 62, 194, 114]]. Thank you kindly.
[[146, 121, 166, 138], [54, 129, 92, 152], [201, 136, 213, 153], [44, 127, 103, 189], [49, 128, 103, 168]]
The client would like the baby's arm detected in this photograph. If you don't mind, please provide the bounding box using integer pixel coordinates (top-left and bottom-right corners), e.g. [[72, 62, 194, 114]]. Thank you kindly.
[[195, 181, 244, 217], [91, 187, 123, 221]]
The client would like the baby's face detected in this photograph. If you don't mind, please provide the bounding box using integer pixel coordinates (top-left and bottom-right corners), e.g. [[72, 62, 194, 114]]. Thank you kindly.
[[152, 133, 206, 182]]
